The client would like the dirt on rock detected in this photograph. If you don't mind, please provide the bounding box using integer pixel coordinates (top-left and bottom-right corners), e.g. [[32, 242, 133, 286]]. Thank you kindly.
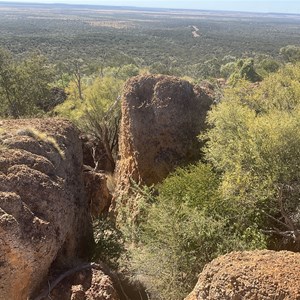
[[114, 74, 213, 202], [48, 265, 119, 300], [185, 250, 300, 300], [0, 119, 93, 300]]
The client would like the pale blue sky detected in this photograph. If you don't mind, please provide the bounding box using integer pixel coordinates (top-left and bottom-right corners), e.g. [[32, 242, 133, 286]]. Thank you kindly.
[[1, 0, 300, 14]]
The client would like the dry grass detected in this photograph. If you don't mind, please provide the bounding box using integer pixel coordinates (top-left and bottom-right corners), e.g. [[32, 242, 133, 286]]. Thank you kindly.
[[17, 127, 65, 159], [0, 127, 8, 151], [0, 143, 8, 151]]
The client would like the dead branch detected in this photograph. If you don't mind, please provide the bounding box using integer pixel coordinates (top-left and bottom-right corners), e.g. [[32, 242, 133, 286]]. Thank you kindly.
[[262, 229, 300, 242], [277, 186, 296, 231], [261, 210, 290, 229], [262, 185, 300, 243], [33, 263, 94, 300], [32, 262, 131, 300]]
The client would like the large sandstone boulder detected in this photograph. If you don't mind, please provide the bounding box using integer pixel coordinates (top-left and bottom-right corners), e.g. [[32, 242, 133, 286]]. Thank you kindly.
[[185, 250, 300, 300], [0, 119, 93, 300], [115, 75, 213, 197]]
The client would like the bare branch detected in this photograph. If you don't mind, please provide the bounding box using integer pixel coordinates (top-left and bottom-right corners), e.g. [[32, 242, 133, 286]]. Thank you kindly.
[[33, 263, 95, 300], [262, 229, 300, 242], [261, 210, 290, 229], [277, 186, 296, 231], [33, 262, 131, 300]]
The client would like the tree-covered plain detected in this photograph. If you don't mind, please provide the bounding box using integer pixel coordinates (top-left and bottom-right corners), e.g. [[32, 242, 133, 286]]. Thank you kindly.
[[1, 3, 300, 78]]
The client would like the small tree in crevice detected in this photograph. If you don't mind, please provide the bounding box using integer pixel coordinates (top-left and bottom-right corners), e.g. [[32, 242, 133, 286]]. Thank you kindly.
[[54, 76, 123, 172], [84, 96, 120, 172], [82, 77, 123, 172]]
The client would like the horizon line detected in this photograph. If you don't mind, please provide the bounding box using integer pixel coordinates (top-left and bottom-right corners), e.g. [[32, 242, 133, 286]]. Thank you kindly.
[[1, 1, 300, 16]]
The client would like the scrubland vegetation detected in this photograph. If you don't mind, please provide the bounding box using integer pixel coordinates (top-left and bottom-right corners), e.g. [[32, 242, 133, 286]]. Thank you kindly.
[[115, 64, 300, 299], [1, 3, 300, 299]]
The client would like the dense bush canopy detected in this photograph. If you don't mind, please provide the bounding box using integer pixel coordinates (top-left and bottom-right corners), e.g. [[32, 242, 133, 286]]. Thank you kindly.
[[204, 64, 300, 249], [128, 164, 266, 300], [0, 49, 54, 118]]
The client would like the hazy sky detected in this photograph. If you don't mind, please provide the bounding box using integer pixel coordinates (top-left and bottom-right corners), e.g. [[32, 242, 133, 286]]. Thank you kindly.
[[2, 0, 300, 14]]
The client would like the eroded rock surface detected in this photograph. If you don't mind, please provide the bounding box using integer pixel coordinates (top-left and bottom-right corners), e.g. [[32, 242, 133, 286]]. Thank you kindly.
[[84, 170, 112, 217], [115, 75, 213, 198], [0, 119, 93, 300], [49, 266, 119, 300], [185, 250, 300, 300]]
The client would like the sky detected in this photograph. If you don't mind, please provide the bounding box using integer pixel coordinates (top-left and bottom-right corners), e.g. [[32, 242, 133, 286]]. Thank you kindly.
[[1, 0, 300, 14]]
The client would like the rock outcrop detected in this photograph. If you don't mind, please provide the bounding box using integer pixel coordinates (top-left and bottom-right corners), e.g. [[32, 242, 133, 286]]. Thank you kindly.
[[0, 119, 93, 300], [84, 169, 112, 217], [185, 250, 300, 300], [115, 75, 213, 198]]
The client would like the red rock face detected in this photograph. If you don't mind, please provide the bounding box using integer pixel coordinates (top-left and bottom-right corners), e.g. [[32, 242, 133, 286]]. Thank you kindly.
[[185, 250, 300, 300], [0, 119, 93, 300], [114, 75, 213, 200]]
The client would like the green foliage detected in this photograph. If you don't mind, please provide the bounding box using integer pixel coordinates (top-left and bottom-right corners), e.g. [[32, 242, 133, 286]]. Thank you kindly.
[[116, 180, 156, 243], [102, 64, 140, 80], [156, 164, 220, 209], [54, 76, 123, 122], [0, 48, 54, 118], [83, 77, 123, 171], [256, 58, 281, 76], [55, 76, 123, 171], [128, 164, 266, 300], [280, 45, 300, 63], [203, 64, 300, 249], [228, 58, 262, 84], [93, 217, 125, 268], [253, 63, 300, 112], [220, 61, 237, 79]]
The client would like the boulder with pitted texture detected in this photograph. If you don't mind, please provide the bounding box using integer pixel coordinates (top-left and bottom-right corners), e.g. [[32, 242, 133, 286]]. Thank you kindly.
[[0, 119, 93, 300], [115, 75, 213, 200], [185, 250, 300, 300]]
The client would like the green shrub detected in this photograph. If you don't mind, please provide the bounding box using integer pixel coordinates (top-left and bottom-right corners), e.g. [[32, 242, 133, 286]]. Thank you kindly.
[[203, 64, 300, 250], [0, 48, 54, 118], [54, 76, 123, 171], [93, 217, 125, 268], [228, 58, 262, 84], [127, 164, 266, 300]]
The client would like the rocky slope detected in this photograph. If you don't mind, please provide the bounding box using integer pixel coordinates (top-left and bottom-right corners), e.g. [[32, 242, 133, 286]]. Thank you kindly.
[[185, 250, 300, 300], [0, 119, 94, 300]]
